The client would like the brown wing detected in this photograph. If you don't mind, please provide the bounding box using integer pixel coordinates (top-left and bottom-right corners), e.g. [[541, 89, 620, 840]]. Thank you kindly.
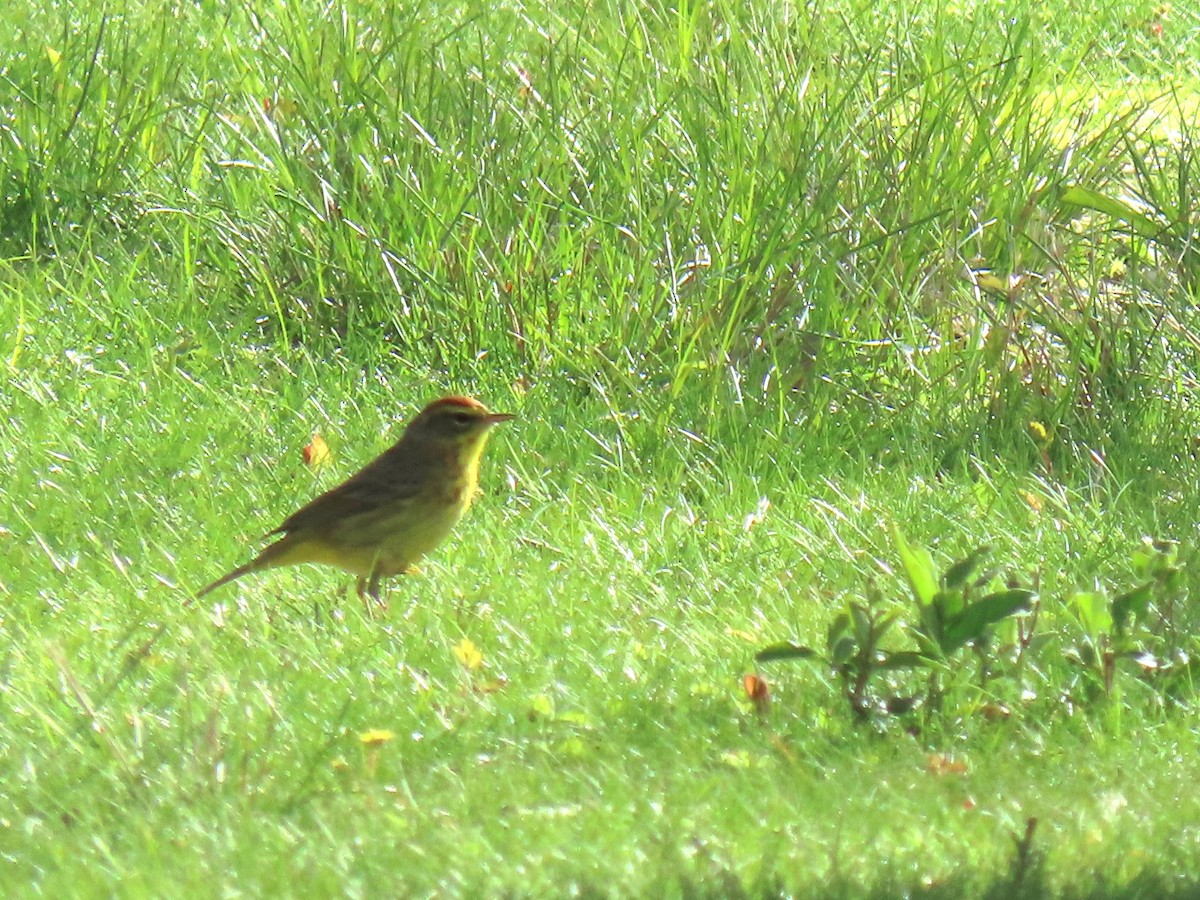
[[271, 444, 424, 537]]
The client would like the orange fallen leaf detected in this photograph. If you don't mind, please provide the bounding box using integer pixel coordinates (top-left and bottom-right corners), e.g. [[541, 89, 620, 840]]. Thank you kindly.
[[927, 753, 968, 776], [743, 673, 770, 716], [302, 432, 332, 468], [980, 701, 1011, 721]]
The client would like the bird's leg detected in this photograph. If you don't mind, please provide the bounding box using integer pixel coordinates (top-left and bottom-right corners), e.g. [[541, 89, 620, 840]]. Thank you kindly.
[[367, 571, 387, 612], [355, 575, 374, 617], [356, 571, 387, 616]]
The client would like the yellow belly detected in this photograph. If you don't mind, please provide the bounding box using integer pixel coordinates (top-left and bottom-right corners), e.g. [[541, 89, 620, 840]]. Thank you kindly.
[[271, 493, 470, 578]]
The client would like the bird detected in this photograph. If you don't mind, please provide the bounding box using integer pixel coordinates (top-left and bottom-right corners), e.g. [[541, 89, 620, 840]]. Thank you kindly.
[[196, 395, 514, 605]]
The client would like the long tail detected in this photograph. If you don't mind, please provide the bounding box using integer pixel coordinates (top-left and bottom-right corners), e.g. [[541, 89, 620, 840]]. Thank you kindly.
[[195, 533, 304, 599], [195, 558, 264, 598]]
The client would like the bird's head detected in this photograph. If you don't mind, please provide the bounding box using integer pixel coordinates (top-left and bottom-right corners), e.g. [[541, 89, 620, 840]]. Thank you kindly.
[[405, 396, 515, 455]]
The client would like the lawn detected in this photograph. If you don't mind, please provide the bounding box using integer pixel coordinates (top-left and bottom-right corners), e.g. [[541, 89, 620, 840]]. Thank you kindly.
[[4, 0, 1200, 896]]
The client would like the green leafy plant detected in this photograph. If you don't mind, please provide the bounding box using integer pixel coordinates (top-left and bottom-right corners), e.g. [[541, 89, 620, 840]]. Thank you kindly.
[[759, 533, 1035, 721], [896, 535, 1034, 660], [756, 581, 925, 722], [1066, 538, 1197, 701], [894, 532, 1036, 696], [826, 583, 927, 720]]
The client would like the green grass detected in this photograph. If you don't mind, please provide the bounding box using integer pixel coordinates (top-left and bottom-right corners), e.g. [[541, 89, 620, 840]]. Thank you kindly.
[[4, 0, 1200, 895]]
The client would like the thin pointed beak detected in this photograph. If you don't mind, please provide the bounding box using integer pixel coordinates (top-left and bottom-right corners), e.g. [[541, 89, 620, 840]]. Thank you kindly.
[[485, 412, 516, 426]]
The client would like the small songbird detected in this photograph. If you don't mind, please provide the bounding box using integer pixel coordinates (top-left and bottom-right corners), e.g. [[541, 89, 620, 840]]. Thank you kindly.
[[197, 396, 514, 604]]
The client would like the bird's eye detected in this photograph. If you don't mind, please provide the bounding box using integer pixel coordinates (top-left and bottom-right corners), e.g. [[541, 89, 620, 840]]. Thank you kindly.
[[452, 412, 474, 428]]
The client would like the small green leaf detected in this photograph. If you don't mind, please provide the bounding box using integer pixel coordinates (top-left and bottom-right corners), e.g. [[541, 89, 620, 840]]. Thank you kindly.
[[851, 603, 872, 644], [756, 643, 817, 663], [865, 578, 884, 608], [941, 546, 991, 591], [894, 526, 938, 606], [912, 629, 942, 659], [828, 612, 851, 643], [941, 589, 1036, 652], [873, 610, 900, 640], [932, 588, 965, 620], [1059, 185, 1163, 239], [830, 635, 857, 666], [827, 611, 855, 664], [919, 600, 944, 646], [1075, 644, 1098, 667], [1159, 566, 1183, 591], [1112, 582, 1154, 635], [1130, 548, 1154, 578], [1073, 591, 1112, 638]]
